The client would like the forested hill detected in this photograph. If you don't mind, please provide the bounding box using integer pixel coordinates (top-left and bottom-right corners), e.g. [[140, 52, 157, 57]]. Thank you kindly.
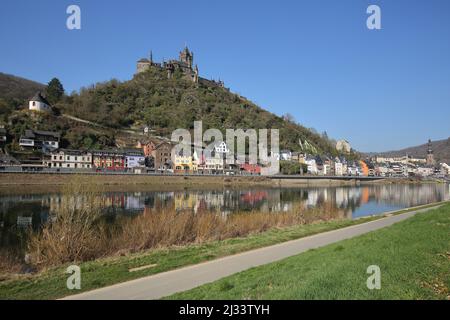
[[0, 73, 45, 100], [1, 68, 352, 156], [58, 67, 342, 155]]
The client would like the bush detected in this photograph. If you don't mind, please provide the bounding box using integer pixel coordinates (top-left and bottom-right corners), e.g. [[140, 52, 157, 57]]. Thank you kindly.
[[280, 161, 306, 175]]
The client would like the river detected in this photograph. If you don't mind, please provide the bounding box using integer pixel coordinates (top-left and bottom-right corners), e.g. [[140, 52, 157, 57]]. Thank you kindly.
[[1, 183, 449, 254]]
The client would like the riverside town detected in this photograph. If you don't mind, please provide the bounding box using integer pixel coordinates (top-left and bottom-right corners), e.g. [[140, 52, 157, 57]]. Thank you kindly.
[[0, 0, 449, 306]]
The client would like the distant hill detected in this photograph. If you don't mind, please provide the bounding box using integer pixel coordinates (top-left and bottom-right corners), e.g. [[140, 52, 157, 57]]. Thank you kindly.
[[368, 138, 450, 164], [0, 72, 45, 100]]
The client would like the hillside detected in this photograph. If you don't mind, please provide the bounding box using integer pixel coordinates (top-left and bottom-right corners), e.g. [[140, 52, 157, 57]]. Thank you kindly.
[[0, 73, 45, 100], [370, 138, 450, 164], [1, 68, 350, 157], [58, 67, 342, 155]]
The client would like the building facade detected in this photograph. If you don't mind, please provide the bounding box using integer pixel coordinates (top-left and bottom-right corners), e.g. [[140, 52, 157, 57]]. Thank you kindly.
[[49, 149, 92, 169], [19, 129, 60, 151], [92, 150, 126, 171], [124, 149, 145, 169], [153, 142, 173, 171], [29, 92, 51, 112]]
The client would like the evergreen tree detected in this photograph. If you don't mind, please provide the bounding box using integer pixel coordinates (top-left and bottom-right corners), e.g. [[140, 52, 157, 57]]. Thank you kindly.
[[46, 78, 65, 104]]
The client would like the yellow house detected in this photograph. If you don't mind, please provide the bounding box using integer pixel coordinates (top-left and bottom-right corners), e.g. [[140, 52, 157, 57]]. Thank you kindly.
[[173, 153, 196, 173]]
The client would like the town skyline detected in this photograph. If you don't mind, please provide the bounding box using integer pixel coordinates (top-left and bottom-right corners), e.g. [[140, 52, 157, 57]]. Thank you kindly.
[[1, 1, 450, 152]]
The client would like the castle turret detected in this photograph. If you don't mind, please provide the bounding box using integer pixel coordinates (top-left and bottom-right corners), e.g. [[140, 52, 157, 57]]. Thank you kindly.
[[179, 46, 193, 69], [136, 58, 151, 74]]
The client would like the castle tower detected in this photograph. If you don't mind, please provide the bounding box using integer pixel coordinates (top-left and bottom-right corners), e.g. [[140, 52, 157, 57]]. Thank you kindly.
[[426, 139, 435, 166], [136, 58, 151, 74], [179, 46, 193, 69], [194, 65, 199, 83], [166, 62, 174, 79]]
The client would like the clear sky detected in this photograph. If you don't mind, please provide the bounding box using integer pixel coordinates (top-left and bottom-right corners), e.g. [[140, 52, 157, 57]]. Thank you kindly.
[[1, 0, 449, 152]]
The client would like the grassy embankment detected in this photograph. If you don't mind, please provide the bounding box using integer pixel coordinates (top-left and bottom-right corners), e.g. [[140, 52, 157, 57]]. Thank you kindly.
[[0, 200, 446, 300], [169, 204, 450, 300]]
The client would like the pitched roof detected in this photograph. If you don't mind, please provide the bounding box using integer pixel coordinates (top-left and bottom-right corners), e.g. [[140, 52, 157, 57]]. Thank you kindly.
[[30, 92, 51, 106], [23, 129, 61, 139], [52, 148, 91, 155]]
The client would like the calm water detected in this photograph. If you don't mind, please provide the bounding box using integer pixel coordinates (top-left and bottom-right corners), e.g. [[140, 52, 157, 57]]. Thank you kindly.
[[1, 183, 449, 252]]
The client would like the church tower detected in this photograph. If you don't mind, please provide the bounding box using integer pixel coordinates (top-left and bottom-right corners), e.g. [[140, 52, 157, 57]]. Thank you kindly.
[[426, 139, 435, 166]]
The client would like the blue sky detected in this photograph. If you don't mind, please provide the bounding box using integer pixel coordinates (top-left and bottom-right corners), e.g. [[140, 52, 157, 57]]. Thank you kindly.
[[1, 0, 449, 152]]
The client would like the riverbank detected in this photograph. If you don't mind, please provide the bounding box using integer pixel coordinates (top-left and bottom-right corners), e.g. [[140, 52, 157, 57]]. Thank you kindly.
[[0, 172, 439, 195], [0, 201, 446, 299], [169, 203, 450, 300], [0, 173, 273, 194]]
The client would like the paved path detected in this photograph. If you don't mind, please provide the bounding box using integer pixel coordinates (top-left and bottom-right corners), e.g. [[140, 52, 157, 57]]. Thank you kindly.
[[63, 205, 441, 300]]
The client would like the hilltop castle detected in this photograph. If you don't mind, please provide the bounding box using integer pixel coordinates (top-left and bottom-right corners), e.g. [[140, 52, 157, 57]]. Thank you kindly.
[[136, 46, 225, 88]]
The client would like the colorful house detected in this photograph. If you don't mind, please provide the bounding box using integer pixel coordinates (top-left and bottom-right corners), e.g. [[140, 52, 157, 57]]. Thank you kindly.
[[173, 149, 196, 173], [92, 150, 126, 171]]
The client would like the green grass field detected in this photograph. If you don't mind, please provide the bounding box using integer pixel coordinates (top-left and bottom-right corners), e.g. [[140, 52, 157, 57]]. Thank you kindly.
[[0, 202, 447, 300], [168, 204, 450, 300]]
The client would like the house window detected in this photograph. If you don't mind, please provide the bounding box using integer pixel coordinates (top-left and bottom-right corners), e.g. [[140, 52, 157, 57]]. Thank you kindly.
[[32, 102, 36, 106]]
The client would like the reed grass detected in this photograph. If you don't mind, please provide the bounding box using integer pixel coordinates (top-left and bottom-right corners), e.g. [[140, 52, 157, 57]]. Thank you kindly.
[[0, 249, 24, 277], [26, 177, 344, 269]]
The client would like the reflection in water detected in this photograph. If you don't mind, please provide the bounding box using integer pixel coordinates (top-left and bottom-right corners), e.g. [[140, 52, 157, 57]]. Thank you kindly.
[[1, 184, 449, 251]]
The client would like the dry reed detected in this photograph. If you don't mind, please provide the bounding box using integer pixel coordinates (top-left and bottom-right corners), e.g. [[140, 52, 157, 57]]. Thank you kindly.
[[27, 178, 343, 269]]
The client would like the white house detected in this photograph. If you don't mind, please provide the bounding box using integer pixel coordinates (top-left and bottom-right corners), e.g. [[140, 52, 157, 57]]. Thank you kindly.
[[334, 158, 343, 176], [416, 166, 434, 177], [273, 150, 292, 161], [280, 150, 292, 161], [305, 157, 318, 175], [440, 163, 450, 176], [19, 129, 60, 151], [29, 92, 51, 112], [124, 150, 145, 169], [49, 149, 92, 169], [347, 163, 358, 176]]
